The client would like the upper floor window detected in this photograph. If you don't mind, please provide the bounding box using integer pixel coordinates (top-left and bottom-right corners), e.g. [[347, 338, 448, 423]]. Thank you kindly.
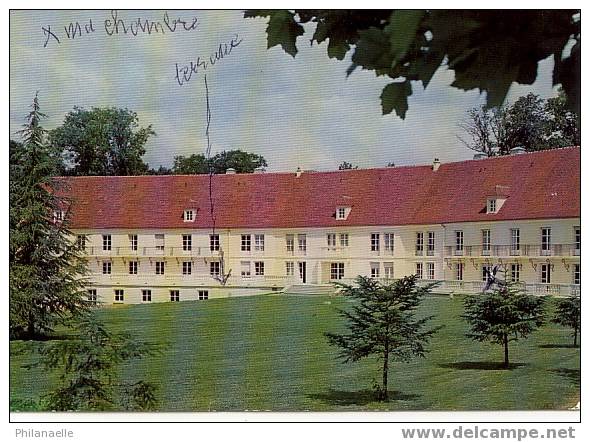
[[53, 210, 65, 223], [541, 227, 552, 254], [76, 235, 86, 249], [336, 207, 350, 220], [455, 231, 464, 253], [129, 234, 138, 251], [415, 232, 424, 255], [241, 234, 251, 252], [384, 233, 394, 252], [482, 229, 491, 254], [298, 234, 307, 252], [340, 233, 349, 247], [327, 233, 336, 248], [102, 234, 112, 251], [574, 227, 581, 252], [210, 234, 220, 251], [427, 232, 435, 255], [155, 234, 165, 251], [183, 209, 195, 222], [487, 199, 497, 213], [510, 228, 520, 253], [254, 261, 265, 276], [254, 234, 265, 252], [182, 234, 192, 251], [286, 234, 294, 252], [155, 261, 165, 275], [371, 233, 380, 252]]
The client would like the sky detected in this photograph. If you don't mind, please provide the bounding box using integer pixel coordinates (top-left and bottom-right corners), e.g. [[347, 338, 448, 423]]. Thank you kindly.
[[9, 9, 560, 172]]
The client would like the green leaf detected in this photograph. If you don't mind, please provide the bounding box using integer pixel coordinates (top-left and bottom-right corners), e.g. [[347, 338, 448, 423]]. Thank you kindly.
[[380, 81, 412, 118], [265, 10, 304, 57], [352, 27, 393, 71], [385, 10, 425, 65]]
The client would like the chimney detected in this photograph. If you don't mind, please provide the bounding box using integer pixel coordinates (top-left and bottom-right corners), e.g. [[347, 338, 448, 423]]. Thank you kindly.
[[510, 146, 526, 155], [473, 153, 487, 160], [432, 158, 441, 171], [226, 168, 236, 174], [254, 167, 266, 174], [296, 167, 302, 178]]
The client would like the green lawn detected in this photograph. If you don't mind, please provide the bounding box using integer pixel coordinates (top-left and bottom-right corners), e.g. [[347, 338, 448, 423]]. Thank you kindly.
[[10, 294, 580, 411]]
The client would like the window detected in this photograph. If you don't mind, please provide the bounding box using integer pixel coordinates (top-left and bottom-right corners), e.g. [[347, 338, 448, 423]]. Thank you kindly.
[[129, 261, 138, 275], [114, 289, 124, 302], [385, 233, 394, 252], [541, 263, 551, 283], [455, 262, 464, 281], [286, 261, 294, 276], [415, 232, 424, 255], [415, 262, 423, 279], [371, 233, 380, 252], [241, 234, 251, 251], [77, 235, 86, 249], [427, 232, 435, 255], [336, 207, 347, 220], [155, 261, 165, 275], [210, 234, 220, 251], [573, 264, 580, 285], [541, 227, 552, 255], [210, 261, 220, 277], [129, 234, 138, 251], [327, 233, 336, 248], [487, 199, 496, 213], [142, 289, 152, 302], [183, 209, 195, 222], [53, 210, 65, 222], [182, 234, 192, 251], [510, 228, 520, 254], [384, 262, 394, 279], [330, 262, 344, 280], [170, 290, 180, 302], [155, 234, 165, 251], [87, 289, 97, 303], [254, 234, 265, 251], [102, 261, 111, 275], [241, 261, 251, 278], [455, 231, 464, 254], [427, 262, 435, 280], [510, 264, 520, 282], [370, 262, 380, 278], [482, 229, 491, 255], [254, 261, 265, 276], [298, 234, 307, 252], [182, 261, 192, 275], [340, 233, 349, 247], [198, 290, 209, 300], [102, 234, 111, 251], [574, 227, 580, 253], [482, 264, 491, 282], [286, 234, 294, 252]]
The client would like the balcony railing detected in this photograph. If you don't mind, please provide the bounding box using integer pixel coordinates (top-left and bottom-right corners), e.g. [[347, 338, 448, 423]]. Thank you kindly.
[[85, 246, 223, 257], [445, 244, 579, 258]]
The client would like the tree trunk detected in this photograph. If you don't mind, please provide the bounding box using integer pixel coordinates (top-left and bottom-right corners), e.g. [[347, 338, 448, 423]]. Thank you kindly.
[[26, 313, 36, 340], [503, 333, 509, 368], [381, 347, 389, 401]]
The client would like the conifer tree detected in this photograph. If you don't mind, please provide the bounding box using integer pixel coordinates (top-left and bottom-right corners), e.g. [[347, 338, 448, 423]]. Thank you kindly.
[[462, 281, 546, 368], [10, 93, 89, 339], [552, 296, 581, 347], [326, 275, 441, 400]]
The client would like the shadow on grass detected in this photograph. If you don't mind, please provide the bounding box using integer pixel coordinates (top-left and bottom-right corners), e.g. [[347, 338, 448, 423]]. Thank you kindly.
[[438, 361, 527, 371], [307, 389, 420, 406], [549, 368, 580, 384], [538, 343, 580, 349]]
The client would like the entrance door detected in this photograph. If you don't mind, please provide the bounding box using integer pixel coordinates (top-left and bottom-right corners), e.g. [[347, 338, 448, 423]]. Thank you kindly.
[[298, 262, 307, 284]]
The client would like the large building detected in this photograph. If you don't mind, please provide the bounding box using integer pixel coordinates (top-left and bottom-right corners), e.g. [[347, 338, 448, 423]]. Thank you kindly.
[[58, 147, 580, 304]]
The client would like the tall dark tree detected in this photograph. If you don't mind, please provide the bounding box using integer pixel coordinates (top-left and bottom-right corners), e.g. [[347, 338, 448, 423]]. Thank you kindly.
[[552, 296, 581, 347], [10, 93, 89, 339], [462, 281, 546, 368], [50, 107, 155, 176], [326, 275, 441, 400], [245, 10, 580, 118]]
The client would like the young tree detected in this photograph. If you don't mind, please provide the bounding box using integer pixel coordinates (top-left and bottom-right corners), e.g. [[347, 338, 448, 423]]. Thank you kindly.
[[462, 282, 546, 368], [10, 93, 90, 339], [325, 275, 441, 400], [50, 107, 155, 176], [172, 153, 209, 174], [552, 296, 581, 347], [25, 317, 159, 411], [211, 149, 267, 174]]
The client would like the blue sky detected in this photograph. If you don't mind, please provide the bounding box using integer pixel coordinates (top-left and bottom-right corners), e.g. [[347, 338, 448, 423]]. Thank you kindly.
[[10, 9, 559, 172]]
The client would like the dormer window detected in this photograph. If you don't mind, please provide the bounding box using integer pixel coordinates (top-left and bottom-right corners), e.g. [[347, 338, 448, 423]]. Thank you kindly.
[[53, 210, 65, 223], [336, 206, 351, 220], [183, 209, 195, 222], [487, 199, 496, 213]]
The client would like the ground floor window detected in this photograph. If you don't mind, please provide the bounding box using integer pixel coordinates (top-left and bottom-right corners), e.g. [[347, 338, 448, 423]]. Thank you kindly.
[[541, 263, 551, 284], [114, 289, 124, 302], [482, 264, 491, 282], [182, 261, 192, 275], [254, 261, 265, 276], [87, 289, 97, 303], [155, 261, 165, 275], [330, 262, 344, 280], [511, 264, 520, 282], [384, 262, 394, 279], [370, 262, 380, 278], [170, 290, 180, 302], [210, 261, 220, 277], [286, 261, 294, 276], [198, 290, 209, 300], [102, 261, 111, 275], [573, 264, 580, 285], [241, 261, 251, 278], [427, 262, 435, 280], [142, 289, 152, 302], [129, 261, 138, 275], [455, 263, 464, 281], [415, 262, 423, 279]]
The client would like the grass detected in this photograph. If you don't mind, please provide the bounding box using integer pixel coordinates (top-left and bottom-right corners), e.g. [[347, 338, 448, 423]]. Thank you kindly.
[[10, 294, 580, 411]]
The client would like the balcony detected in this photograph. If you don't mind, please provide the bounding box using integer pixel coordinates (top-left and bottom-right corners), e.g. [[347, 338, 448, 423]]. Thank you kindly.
[[444, 244, 579, 258], [84, 246, 222, 258]]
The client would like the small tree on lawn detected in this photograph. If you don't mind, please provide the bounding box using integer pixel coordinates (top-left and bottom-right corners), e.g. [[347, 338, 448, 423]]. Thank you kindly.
[[325, 275, 441, 401], [552, 296, 580, 347], [25, 317, 160, 411], [462, 281, 546, 368]]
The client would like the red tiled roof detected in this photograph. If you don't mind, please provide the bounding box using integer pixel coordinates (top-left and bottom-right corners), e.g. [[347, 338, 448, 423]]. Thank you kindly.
[[57, 147, 580, 229]]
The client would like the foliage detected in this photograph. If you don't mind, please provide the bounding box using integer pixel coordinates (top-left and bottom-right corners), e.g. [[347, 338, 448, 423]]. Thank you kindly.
[[325, 275, 441, 400], [462, 282, 546, 367], [172, 149, 268, 174], [552, 296, 580, 347], [245, 10, 580, 118], [10, 93, 90, 339], [50, 107, 155, 176], [338, 161, 358, 170], [459, 91, 580, 156], [172, 153, 209, 174], [25, 316, 160, 411]]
